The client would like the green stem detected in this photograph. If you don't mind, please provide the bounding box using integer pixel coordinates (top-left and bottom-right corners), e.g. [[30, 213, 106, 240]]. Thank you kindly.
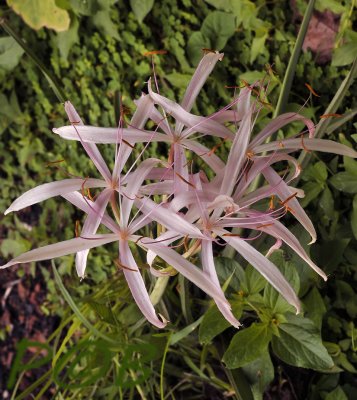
[[273, 0, 316, 118], [0, 18, 67, 103]]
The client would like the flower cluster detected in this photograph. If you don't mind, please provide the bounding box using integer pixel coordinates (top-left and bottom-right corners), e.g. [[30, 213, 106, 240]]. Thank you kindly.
[[2, 53, 356, 328]]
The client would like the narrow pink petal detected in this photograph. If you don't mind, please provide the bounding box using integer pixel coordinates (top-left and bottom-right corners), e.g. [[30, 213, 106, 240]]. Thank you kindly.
[[220, 230, 301, 313], [62, 192, 119, 234], [262, 167, 316, 244], [250, 112, 315, 148], [122, 158, 160, 226], [146, 230, 182, 266], [136, 197, 204, 238], [141, 241, 232, 309], [5, 178, 107, 215], [64, 102, 112, 183], [53, 126, 170, 144], [245, 216, 327, 280], [173, 142, 189, 192], [253, 138, 357, 158], [234, 153, 301, 201], [0, 234, 118, 269], [182, 139, 225, 173], [76, 188, 113, 278], [147, 79, 234, 140], [119, 240, 166, 328], [220, 103, 252, 197], [175, 52, 223, 134]]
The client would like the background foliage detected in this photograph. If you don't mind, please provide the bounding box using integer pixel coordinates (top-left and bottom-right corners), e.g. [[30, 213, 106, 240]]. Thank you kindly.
[[0, 0, 356, 399]]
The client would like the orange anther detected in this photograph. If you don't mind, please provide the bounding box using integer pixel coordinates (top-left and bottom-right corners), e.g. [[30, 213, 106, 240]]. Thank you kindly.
[[305, 83, 320, 97], [143, 50, 167, 56]]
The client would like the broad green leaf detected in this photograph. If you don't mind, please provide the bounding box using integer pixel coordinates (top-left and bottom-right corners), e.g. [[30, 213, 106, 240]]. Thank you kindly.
[[318, 187, 334, 218], [223, 323, 272, 368], [312, 239, 350, 275], [130, 0, 154, 23], [325, 386, 348, 400], [215, 257, 245, 292], [92, 0, 119, 39], [264, 250, 300, 314], [70, 0, 98, 15], [332, 42, 357, 67], [199, 301, 243, 344], [245, 264, 269, 295], [352, 195, 357, 240], [303, 287, 326, 330], [316, 0, 346, 13], [0, 238, 31, 258], [250, 33, 268, 64], [300, 181, 324, 207], [201, 11, 236, 50], [7, 0, 70, 31], [344, 156, 357, 176], [204, 0, 232, 11], [165, 73, 192, 90], [0, 37, 24, 71], [56, 15, 79, 60], [330, 172, 357, 193], [187, 31, 211, 66], [272, 315, 334, 371], [229, 0, 257, 28], [241, 351, 274, 400]]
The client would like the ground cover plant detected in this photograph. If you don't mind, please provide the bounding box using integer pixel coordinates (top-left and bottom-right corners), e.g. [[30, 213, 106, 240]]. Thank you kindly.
[[0, 0, 357, 399]]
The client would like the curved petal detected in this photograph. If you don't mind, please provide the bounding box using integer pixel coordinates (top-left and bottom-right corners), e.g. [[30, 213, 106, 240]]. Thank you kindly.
[[182, 139, 225, 173], [141, 241, 232, 310], [250, 112, 315, 148], [136, 197, 204, 238], [64, 102, 112, 183], [201, 240, 241, 328], [62, 192, 119, 234], [253, 138, 357, 158], [219, 230, 301, 314], [5, 178, 107, 215], [119, 240, 166, 328], [53, 126, 170, 144], [0, 234, 118, 269], [122, 158, 160, 226], [262, 167, 316, 244], [76, 188, 113, 278], [175, 52, 224, 134], [148, 79, 234, 140]]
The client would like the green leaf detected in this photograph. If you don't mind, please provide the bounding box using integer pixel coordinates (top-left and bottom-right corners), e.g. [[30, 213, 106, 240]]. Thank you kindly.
[[264, 250, 300, 314], [199, 301, 243, 344], [272, 315, 334, 371], [303, 287, 326, 330], [316, 0, 346, 13], [204, 0, 232, 11], [187, 31, 211, 66], [299, 181, 324, 207], [0, 238, 31, 258], [130, 0, 154, 24], [7, 0, 70, 31], [215, 257, 245, 292], [223, 323, 272, 369], [92, 0, 119, 39], [325, 386, 348, 400], [243, 264, 267, 294], [201, 11, 236, 50], [250, 33, 268, 64], [332, 42, 357, 67], [56, 15, 79, 60], [241, 351, 274, 400], [330, 172, 357, 193], [0, 36, 24, 71], [352, 195, 357, 240], [70, 0, 98, 16]]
